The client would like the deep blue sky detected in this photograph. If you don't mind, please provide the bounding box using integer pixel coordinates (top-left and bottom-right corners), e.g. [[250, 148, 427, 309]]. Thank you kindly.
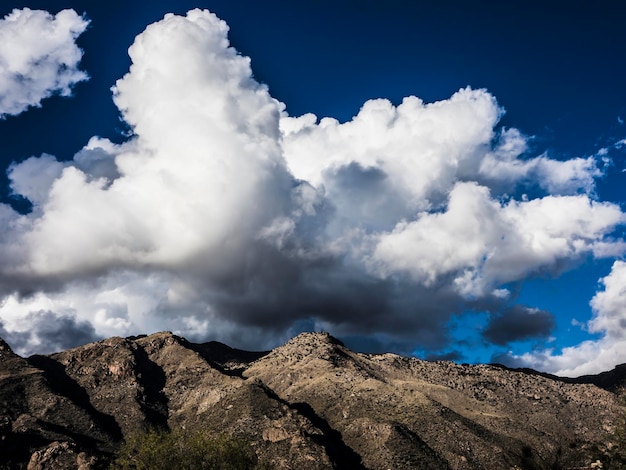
[[2, 1, 625, 173], [0, 1, 625, 371]]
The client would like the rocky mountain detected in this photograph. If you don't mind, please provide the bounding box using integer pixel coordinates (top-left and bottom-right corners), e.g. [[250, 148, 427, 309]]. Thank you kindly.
[[0, 331, 623, 469]]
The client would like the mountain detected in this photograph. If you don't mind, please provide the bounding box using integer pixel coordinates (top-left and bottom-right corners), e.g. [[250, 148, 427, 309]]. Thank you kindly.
[[0, 332, 623, 469]]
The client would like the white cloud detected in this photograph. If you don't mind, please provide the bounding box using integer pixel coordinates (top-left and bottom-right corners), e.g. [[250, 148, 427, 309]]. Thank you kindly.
[[502, 261, 626, 376], [281, 90, 503, 220], [0, 8, 88, 117], [6, 9, 294, 279], [8, 154, 66, 206], [0, 9, 624, 368], [589, 261, 626, 337], [480, 149, 601, 195], [0, 9, 307, 353], [281, 91, 602, 226], [370, 182, 624, 297]]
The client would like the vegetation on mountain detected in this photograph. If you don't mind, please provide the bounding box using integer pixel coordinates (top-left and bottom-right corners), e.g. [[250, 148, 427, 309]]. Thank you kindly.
[[110, 428, 271, 470]]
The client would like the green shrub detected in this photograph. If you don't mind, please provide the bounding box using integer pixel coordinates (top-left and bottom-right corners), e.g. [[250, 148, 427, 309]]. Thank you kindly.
[[110, 428, 271, 470]]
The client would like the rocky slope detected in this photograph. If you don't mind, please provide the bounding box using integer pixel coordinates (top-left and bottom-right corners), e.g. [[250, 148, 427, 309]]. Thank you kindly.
[[0, 332, 623, 469]]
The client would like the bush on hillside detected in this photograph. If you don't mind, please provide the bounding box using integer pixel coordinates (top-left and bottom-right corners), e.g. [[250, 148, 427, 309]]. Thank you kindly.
[[110, 427, 272, 470]]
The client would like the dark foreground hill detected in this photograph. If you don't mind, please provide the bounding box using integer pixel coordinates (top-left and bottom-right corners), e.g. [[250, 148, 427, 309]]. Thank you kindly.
[[0, 331, 624, 469]]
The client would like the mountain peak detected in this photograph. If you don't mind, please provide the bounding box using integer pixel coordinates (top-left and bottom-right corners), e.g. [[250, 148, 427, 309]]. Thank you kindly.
[[254, 331, 352, 368], [282, 331, 345, 349]]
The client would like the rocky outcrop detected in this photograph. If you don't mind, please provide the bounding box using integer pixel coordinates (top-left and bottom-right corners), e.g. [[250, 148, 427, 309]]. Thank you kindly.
[[0, 331, 623, 469]]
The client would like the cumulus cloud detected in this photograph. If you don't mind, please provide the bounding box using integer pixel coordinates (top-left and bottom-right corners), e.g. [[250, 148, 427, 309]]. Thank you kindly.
[[280, 93, 602, 219], [0, 9, 624, 370], [370, 183, 623, 297], [0, 8, 89, 117], [589, 261, 626, 337], [501, 261, 626, 376], [478, 130, 602, 195]]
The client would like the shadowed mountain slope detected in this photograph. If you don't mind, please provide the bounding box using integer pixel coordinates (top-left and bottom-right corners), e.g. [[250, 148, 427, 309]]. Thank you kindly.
[[0, 332, 624, 469]]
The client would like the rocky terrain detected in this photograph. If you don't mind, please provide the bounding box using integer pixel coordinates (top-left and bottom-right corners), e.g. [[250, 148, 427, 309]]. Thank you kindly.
[[0, 331, 624, 469]]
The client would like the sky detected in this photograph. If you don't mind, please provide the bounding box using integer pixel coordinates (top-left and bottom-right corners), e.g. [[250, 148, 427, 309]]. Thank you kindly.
[[0, 1, 624, 377]]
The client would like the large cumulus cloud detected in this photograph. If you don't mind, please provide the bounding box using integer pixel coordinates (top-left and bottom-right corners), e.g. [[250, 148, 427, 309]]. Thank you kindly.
[[0, 8, 88, 117], [0, 9, 624, 369]]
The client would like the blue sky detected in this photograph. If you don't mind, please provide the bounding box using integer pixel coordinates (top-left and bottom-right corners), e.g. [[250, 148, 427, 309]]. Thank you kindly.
[[0, 1, 624, 376]]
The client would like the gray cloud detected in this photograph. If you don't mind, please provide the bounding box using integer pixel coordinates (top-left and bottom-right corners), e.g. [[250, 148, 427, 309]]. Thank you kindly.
[[0, 311, 100, 356], [482, 305, 555, 345]]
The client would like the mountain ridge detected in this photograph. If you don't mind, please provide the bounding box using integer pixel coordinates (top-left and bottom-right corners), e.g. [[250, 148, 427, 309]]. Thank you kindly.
[[1, 331, 624, 469]]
